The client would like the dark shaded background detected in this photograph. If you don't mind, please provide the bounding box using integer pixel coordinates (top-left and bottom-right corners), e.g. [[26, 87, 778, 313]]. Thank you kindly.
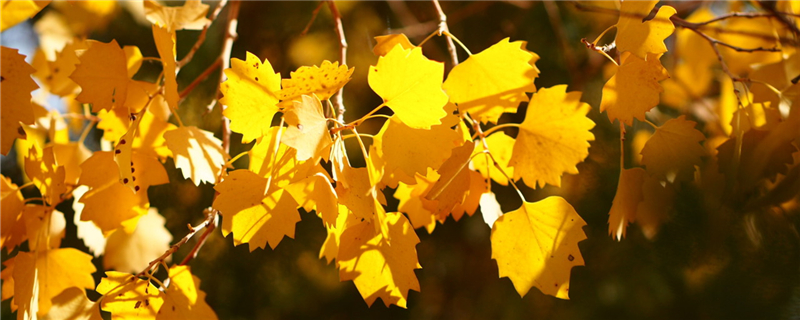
[[3, 1, 800, 319]]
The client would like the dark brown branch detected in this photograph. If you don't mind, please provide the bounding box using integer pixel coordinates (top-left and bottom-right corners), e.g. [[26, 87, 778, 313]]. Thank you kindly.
[[136, 208, 217, 277], [179, 57, 222, 100], [180, 209, 218, 266], [758, 1, 800, 37], [219, 1, 241, 155], [300, 1, 325, 37]]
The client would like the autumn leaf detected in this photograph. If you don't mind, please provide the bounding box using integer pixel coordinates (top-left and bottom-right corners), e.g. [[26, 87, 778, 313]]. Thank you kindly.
[[600, 52, 670, 126], [22, 206, 66, 251], [286, 172, 338, 227], [70, 39, 131, 112], [72, 186, 107, 257], [213, 169, 300, 251], [279, 61, 354, 107], [426, 142, 474, 219], [52, 142, 91, 185], [372, 34, 414, 56], [1, 46, 38, 155], [479, 192, 503, 228], [491, 196, 586, 299], [33, 39, 90, 97], [41, 287, 102, 320], [717, 127, 799, 189], [640, 116, 706, 183], [450, 170, 486, 221], [14, 248, 96, 317], [144, 0, 210, 32], [337, 212, 421, 308], [395, 169, 439, 233], [472, 132, 515, 186], [78, 151, 167, 233], [443, 38, 539, 123], [509, 85, 595, 189], [104, 208, 173, 273], [636, 176, 675, 240], [25, 145, 67, 204], [98, 105, 176, 160], [153, 24, 179, 112], [373, 115, 461, 187], [220, 52, 282, 143], [608, 168, 646, 241], [0, 0, 49, 31], [336, 164, 380, 222], [156, 265, 218, 320], [282, 95, 333, 161], [319, 205, 359, 264], [615, 0, 676, 59], [97, 272, 165, 320], [164, 126, 229, 186], [368, 45, 448, 129], [1, 175, 26, 251]]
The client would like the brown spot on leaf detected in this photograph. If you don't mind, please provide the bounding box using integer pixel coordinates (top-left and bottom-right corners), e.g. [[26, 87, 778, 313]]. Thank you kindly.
[[255, 77, 259, 81], [119, 139, 126, 145], [568, 254, 574, 261], [134, 301, 142, 309], [131, 167, 135, 173], [115, 149, 121, 154], [18, 126, 26, 136], [123, 178, 129, 184], [135, 186, 140, 192]]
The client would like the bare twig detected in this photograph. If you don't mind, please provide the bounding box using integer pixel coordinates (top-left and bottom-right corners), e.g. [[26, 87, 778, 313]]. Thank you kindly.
[[179, 57, 222, 100], [300, 1, 325, 37], [432, 0, 459, 66], [180, 209, 218, 266], [219, 1, 242, 154], [327, 1, 348, 123], [136, 209, 217, 277], [178, 0, 228, 68], [758, 0, 800, 37]]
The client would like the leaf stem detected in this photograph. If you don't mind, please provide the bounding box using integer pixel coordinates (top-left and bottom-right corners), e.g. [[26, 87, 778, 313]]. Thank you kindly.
[[475, 123, 520, 139], [225, 151, 249, 167]]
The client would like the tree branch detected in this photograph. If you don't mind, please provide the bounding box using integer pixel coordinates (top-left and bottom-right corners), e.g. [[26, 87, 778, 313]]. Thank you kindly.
[[327, 1, 348, 123]]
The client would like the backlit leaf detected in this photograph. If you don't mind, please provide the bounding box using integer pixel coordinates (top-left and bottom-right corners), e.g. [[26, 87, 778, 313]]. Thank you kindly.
[[156, 265, 218, 320], [220, 52, 282, 143], [368, 45, 448, 129], [600, 52, 670, 126], [615, 1, 676, 59], [70, 40, 131, 112], [443, 38, 539, 123], [145, 0, 210, 31], [282, 95, 332, 161], [337, 212, 421, 308], [164, 126, 229, 186], [640, 116, 706, 183], [0, 0, 50, 32], [104, 208, 173, 273], [608, 168, 646, 241], [1, 46, 38, 155], [97, 272, 165, 320], [14, 248, 96, 317], [491, 196, 586, 299], [510, 85, 595, 189], [153, 24, 179, 112], [372, 34, 414, 56], [279, 61, 354, 107]]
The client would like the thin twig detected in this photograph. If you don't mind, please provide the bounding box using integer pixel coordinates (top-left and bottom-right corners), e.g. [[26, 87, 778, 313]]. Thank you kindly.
[[300, 1, 325, 37], [178, 0, 228, 68], [432, 0, 458, 66], [179, 58, 222, 100], [219, 1, 242, 155], [758, 0, 800, 37], [327, 1, 348, 123], [136, 209, 217, 277], [179, 209, 218, 266]]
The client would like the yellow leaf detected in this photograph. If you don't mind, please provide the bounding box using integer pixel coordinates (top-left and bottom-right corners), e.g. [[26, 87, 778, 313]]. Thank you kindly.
[[337, 212, 421, 308], [22, 205, 66, 251], [608, 168, 645, 241], [145, 0, 210, 31], [213, 169, 300, 251], [41, 287, 102, 320], [319, 204, 359, 264], [372, 34, 414, 56], [164, 126, 230, 186], [615, 1, 676, 59], [123, 45, 143, 78], [97, 106, 176, 160], [52, 142, 91, 185], [0, 0, 50, 31], [491, 196, 586, 299], [286, 173, 338, 227], [335, 164, 379, 222], [510, 85, 595, 188], [97, 271, 165, 320], [156, 265, 218, 320], [479, 192, 503, 228], [70, 40, 131, 112], [1, 175, 26, 251], [78, 151, 167, 233], [104, 208, 172, 273], [220, 52, 282, 143], [395, 169, 439, 233], [25, 145, 67, 204], [14, 248, 96, 317], [153, 24, 179, 112], [426, 142, 474, 219], [472, 132, 515, 186], [368, 45, 448, 129], [450, 170, 487, 221], [282, 95, 333, 161], [374, 115, 461, 187], [1, 46, 38, 155], [717, 16, 782, 75], [33, 39, 90, 96], [71, 186, 106, 257], [600, 52, 669, 126], [717, 127, 799, 189], [636, 176, 674, 240], [640, 116, 705, 183], [279, 61, 354, 107], [443, 38, 539, 123], [1, 258, 15, 307]]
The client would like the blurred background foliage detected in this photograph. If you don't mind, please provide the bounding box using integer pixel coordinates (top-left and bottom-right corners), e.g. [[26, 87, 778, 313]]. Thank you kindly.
[[2, 1, 800, 319]]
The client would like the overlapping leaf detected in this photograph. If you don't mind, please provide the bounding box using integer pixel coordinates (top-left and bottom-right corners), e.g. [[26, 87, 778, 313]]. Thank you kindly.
[[97, 272, 165, 320], [640, 116, 706, 183], [70, 40, 130, 112], [220, 52, 282, 143], [282, 95, 333, 161], [279, 61, 354, 106], [1, 46, 38, 155], [600, 52, 670, 126], [13, 248, 96, 317], [164, 126, 229, 186], [615, 0, 677, 59]]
